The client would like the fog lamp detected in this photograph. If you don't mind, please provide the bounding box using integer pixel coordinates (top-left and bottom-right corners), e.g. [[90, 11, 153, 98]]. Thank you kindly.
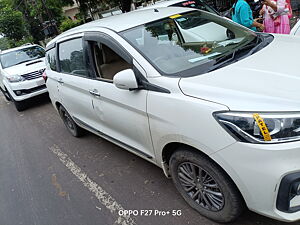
[[277, 173, 300, 212], [15, 90, 22, 96]]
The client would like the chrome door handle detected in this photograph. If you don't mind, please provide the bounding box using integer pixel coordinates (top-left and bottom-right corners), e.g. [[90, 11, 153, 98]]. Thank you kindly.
[[89, 90, 101, 97], [58, 78, 64, 84]]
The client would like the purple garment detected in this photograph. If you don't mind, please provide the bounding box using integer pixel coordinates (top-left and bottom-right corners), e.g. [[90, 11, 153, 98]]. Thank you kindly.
[[262, 0, 291, 34]]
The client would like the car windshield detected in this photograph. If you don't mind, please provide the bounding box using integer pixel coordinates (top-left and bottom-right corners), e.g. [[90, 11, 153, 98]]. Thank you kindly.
[[121, 10, 258, 77], [170, 0, 219, 15], [0, 46, 45, 69]]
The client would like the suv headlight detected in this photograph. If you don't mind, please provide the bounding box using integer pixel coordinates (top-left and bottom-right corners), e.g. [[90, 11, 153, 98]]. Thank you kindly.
[[214, 112, 300, 144], [7, 75, 25, 83]]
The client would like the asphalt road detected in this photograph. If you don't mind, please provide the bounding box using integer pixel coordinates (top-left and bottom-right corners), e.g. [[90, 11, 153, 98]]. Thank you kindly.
[[0, 93, 299, 225]]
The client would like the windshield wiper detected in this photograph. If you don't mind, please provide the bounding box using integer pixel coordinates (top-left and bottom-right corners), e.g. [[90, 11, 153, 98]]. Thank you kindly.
[[206, 51, 237, 72], [207, 36, 262, 72], [15, 59, 34, 65]]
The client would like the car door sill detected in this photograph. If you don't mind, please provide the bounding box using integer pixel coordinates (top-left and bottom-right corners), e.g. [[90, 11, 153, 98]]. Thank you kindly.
[[73, 116, 153, 159]]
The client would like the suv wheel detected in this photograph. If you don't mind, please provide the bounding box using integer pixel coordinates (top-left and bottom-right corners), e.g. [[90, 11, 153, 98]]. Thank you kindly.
[[169, 149, 244, 223], [1, 87, 11, 101], [59, 105, 84, 137]]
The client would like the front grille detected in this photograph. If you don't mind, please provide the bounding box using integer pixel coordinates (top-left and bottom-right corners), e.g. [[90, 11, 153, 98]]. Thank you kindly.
[[21, 68, 45, 80]]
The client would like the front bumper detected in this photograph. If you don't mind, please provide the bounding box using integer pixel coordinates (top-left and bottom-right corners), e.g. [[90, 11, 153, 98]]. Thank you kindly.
[[211, 141, 300, 222], [6, 77, 47, 101]]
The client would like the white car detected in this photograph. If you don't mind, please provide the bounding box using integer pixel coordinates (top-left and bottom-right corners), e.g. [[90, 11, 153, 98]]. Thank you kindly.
[[291, 19, 300, 36], [45, 7, 300, 223], [0, 44, 47, 111]]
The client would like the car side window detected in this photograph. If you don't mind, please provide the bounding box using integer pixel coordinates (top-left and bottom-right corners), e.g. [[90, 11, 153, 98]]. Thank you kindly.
[[89, 42, 132, 81], [58, 38, 88, 77], [46, 48, 57, 71]]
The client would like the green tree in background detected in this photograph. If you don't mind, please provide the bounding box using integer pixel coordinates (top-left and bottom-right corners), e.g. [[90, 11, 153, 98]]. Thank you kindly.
[[10, 0, 75, 43], [0, 37, 10, 50], [0, 0, 134, 47], [0, 3, 29, 44], [76, 0, 126, 21]]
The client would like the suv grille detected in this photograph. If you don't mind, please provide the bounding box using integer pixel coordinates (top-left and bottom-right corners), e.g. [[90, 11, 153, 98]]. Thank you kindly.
[[21, 69, 45, 80]]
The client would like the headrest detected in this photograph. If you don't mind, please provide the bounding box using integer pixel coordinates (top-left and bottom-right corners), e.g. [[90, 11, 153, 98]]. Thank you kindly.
[[102, 44, 120, 64]]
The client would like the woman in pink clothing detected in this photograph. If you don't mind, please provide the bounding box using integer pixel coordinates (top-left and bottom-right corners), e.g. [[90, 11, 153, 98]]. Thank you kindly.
[[261, 0, 291, 34]]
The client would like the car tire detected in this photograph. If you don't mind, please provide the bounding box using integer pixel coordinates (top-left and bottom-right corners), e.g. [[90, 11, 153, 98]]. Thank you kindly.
[[169, 148, 245, 223], [1, 87, 11, 101], [59, 105, 84, 137]]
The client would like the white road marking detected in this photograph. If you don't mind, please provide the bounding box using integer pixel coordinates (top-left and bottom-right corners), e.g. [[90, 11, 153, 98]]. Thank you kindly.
[[49, 144, 136, 225]]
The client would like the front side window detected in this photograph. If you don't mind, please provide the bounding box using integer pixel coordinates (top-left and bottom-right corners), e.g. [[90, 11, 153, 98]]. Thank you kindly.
[[58, 38, 88, 77], [46, 48, 57, 71], [121, 10, 260, 77], [0, 46, 45, 69], [89, 42, 131, 80]]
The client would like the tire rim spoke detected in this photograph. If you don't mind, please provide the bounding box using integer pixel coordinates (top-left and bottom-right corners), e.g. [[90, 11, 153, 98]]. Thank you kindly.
[[63, 111, 74, 130], [190, 164, 197, 182], [206, 193, 222, 209], [178, 162, 224, 212], [202, 192, 212, 209], [179, 166, 193, 179], [204, 189, 223, 197], [179, 172, 195, 186], [203, 183, 218, 188], [184, 185, 196, 192], [191, 189, 200, 200]]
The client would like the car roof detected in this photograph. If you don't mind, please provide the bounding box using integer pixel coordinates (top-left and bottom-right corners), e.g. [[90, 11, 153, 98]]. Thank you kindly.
[[1, 44, 39, 55], [47, 7, 194, 47]]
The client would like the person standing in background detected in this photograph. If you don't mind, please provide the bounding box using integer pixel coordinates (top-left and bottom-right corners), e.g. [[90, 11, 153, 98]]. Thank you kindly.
[[232, 0, 265, 31], [261, 0, 291, 34]]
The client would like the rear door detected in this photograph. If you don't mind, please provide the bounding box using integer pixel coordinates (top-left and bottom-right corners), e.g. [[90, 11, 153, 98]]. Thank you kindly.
[[56, 35, 98, 127], [45, 44, 61, 105]]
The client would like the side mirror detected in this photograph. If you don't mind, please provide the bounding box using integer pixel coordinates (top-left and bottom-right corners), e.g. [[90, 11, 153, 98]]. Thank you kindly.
[[113, 69, 138, 90]]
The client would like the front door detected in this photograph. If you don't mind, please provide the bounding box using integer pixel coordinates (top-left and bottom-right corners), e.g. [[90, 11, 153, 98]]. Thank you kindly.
[[84, 33, 155, 159]]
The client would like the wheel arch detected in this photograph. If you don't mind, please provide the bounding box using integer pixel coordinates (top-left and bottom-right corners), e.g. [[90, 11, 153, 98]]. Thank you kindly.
[[161, 142, 247, 207], [55, 101, 62, 111], [162, 142, 203, 164]]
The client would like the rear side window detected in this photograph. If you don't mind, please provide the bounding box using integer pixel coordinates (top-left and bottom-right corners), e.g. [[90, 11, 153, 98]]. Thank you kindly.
[[46, 48, 57, 71], [58, 38, 88, 77]]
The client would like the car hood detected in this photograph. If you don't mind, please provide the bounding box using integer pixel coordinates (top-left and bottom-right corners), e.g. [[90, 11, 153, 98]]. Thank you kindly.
[[179, 35, 300, 111], [3, 58, 45, 76]]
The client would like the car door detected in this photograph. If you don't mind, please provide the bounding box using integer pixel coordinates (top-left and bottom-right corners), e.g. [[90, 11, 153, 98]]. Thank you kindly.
[[56, 34, 98, 127], [83, 32, 155, 159]]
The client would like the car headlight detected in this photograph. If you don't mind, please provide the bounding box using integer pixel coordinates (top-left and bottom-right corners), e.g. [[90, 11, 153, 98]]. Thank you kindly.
[[7, 75, 25, 83], [214, 112, 300, 144]]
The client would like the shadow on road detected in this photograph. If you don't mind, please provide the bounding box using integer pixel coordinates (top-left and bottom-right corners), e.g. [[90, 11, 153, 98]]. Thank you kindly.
[[24, 93, 51, 110]]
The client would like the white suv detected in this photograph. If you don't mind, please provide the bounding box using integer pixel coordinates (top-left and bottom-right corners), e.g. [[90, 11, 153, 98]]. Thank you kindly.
[[0, 44, 47, 111], [45, 7, 300, 223]]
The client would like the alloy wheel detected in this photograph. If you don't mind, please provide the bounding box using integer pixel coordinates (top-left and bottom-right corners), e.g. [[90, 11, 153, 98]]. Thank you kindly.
[[178, 162, 225, 211]]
